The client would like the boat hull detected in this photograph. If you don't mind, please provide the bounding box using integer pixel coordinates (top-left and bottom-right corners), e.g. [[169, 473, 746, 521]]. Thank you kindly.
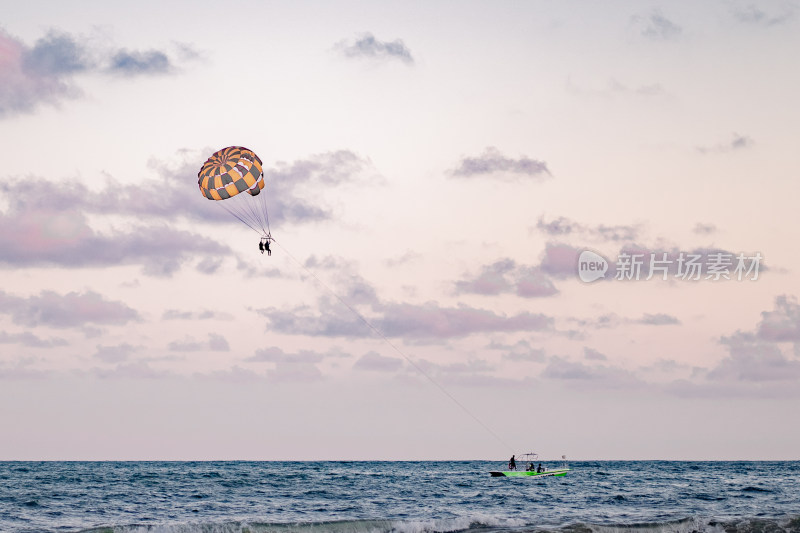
[[489, 468, 570, 477]]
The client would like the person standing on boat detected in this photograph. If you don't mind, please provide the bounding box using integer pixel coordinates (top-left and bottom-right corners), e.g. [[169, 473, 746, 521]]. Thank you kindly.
[[536, 463, 543, 473], [508, 455, 517, 471]]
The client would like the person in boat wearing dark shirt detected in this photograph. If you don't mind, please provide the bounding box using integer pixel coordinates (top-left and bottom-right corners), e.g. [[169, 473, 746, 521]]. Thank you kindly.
[[536, 463, 543, 473], [508, 455, 516, 471]]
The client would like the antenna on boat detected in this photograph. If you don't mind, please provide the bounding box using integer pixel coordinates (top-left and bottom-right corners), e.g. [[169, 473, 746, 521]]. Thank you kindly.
[[271, 238, 515, 454]]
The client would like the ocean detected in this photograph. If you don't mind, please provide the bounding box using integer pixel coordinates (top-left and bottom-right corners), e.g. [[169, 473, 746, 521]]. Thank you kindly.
[[1, 461, 798, 533]]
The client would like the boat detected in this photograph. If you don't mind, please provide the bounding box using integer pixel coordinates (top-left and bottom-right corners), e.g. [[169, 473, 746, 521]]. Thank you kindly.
[[489, 453, 570, 477]]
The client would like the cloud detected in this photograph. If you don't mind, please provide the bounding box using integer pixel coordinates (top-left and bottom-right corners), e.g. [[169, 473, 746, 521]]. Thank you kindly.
[[693, 223, 717, 235], [451, 147, 551, 180], [407, 357, 525, 387], [304, 255, 350, 270], [535, 216, 640, 242], [0, 29, 80, 117], [257, 300, 553, 340], [637, 313, 681, 326], [757, 295, 800, 342], [168, 334, 230, 352], [93, 343, 140, 363], [515, 267, 558, 298], [454, 259, 515, 295], [90, 360, 170, 380], [0, 207, 229, 275], [566, 77, 667, 100], [266, 150, 375, 224], [0, 330, 68, 348], [0, 357, 51, 380], [583, 347, 607, 361], [634, 10, 683, 40], [0, 28, 184, 118], [196, 257, 224, 275], [23, 30, 91, 76], [108, 49, 171, 75], [1, 149, 370, 226], [454, 259, 557, 298], [161, 309, 233, 321], [376, 302, 553, 339], [246, 346, 329, 364], [568, 312, 679, 330], [354, 350, 403, 372], [385, 251, 422, 267], [708, 332, 800, 382], [666, 297, 800, 396], [732, 4, 795, 26], [541, 356, 643, 389], [0, 290, 139, 328], [608, 79, 666, 97], [244, 346, 338, 382], [490, 339, 546, 362], [539, 242, 582, 279], [199, 365, 263, 383], [696, 133, 754, 154], [0, 150, 371, 273], [337, 32, 414, 64], [267, 360, 324, 382]]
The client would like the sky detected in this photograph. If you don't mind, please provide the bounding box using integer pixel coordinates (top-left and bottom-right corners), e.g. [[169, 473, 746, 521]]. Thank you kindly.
[[1, 0, 799, 461]]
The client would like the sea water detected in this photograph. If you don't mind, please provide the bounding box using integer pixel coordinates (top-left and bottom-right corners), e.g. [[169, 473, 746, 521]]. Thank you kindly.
[[1, 461, 799, 533]]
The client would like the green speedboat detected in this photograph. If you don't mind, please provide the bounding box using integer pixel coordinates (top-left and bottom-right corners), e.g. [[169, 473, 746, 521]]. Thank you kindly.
[[490, 453, 570, 478]]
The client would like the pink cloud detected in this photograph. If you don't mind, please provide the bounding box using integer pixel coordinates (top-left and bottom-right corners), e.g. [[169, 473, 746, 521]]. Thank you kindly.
[[0, 290, 139, 328]]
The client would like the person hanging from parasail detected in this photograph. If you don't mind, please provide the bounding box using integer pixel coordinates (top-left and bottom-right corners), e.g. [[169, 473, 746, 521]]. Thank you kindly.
[[259, 235, 272, 256], [197, 146, 274, 256]]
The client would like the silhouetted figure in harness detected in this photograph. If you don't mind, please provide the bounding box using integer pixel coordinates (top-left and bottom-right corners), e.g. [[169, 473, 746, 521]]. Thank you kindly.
[[508, 455, 516, 471], [259, 235, 272, 256]]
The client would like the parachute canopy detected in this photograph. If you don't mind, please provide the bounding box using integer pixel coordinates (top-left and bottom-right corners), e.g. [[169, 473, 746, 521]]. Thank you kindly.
[[198, 146, 264, 200], [197, 146, 271, 237]]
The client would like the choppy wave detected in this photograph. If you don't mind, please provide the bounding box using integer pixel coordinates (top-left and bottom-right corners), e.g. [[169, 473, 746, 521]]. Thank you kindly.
[[3, 461, 800, 533], [75, 515, 800, 533]]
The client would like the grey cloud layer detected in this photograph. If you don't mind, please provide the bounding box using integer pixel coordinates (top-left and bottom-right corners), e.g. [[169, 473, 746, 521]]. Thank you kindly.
[[0, 290, 139, 328], [0, 28, 181, 118], [0, 330, 68, 348], [0, 150, 369, 273], [452, 147, 550, 180], [454, 259, 557, 298], [536, 216, 640, 242], [757, 295, 800, 342], [109, 49, 171, 75], [696, 133, 754, 154], [337, 33, 414, 64], [732, 4, 795, 26], [257, 293, 553, 340], [169, 334, 230, 352], [633, 10, 683, 40]]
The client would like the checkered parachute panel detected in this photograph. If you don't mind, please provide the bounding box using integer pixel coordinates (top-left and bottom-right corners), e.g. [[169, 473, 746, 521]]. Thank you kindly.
[[198, 146, 264, 201], [197, 146, 271, 237]]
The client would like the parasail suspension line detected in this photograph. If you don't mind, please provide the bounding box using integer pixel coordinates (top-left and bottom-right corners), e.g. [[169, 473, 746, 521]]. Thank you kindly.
[[270, 238, 515, 454]]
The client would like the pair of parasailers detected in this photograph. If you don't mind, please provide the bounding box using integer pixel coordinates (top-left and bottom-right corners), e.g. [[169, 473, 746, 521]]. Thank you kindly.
[[508, 455, 544, 473], [258, 237, 272, 256]]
